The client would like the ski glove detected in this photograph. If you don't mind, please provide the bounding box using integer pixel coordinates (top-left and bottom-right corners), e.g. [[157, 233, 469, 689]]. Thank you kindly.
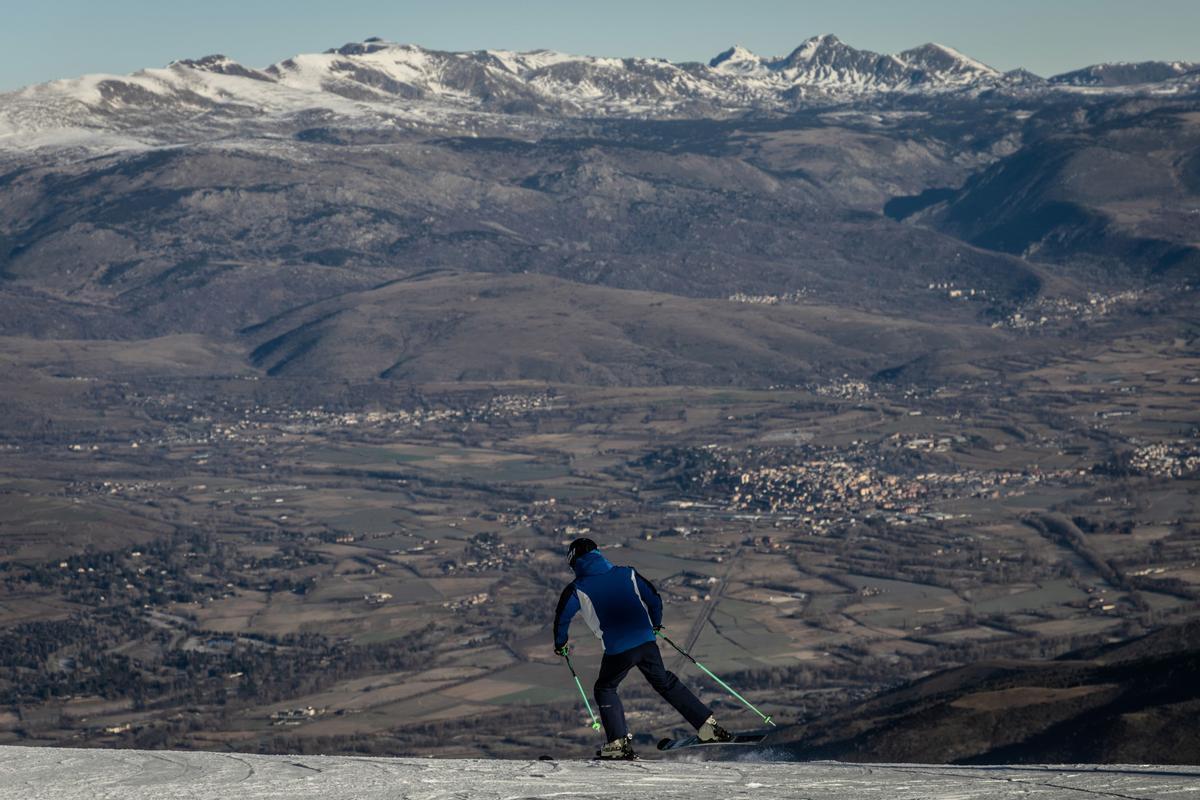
[[555, 643, 570, 657]]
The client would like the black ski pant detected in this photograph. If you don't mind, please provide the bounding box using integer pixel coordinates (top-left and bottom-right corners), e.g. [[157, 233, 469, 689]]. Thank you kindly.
[[594, 639, 711, 741]]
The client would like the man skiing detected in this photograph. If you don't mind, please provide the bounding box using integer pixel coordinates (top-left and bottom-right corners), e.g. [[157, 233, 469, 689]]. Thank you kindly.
[[554, 537, 731, 760]]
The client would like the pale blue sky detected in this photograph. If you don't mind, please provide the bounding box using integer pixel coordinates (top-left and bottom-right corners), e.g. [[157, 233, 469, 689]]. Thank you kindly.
[[2, 0, 1198, 92]]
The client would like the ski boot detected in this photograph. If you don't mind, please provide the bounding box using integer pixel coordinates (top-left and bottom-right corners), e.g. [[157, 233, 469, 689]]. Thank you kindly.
[[596, 734, 638, 760], [697, 715, 733, 744]]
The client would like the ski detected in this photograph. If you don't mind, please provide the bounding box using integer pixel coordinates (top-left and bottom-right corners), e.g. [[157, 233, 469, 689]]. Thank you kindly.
[[592, 751, 640, 761], [656, 730, 769, 751]]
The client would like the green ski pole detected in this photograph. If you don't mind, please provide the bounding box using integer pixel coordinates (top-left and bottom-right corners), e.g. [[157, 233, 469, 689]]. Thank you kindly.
[[562, 650, 602, 731], [656, 630, 776, 727]]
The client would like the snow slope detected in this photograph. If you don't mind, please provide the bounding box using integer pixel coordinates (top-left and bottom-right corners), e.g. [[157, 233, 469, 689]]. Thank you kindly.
[[0, 746, 1196, 800]]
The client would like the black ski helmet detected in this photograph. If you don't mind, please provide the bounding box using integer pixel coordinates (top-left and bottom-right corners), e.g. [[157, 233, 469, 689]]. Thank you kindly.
[[566, 537, 598, 567]]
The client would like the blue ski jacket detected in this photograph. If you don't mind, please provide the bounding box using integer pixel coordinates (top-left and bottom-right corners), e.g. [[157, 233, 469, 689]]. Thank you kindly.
[[554, 550, 663, 655]]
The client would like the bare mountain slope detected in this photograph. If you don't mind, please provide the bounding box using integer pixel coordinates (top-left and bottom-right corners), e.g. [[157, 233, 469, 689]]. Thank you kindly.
[[0, 115, 1044, 343], [893, 100, 1200, 279], [1, 35, 1196, 391], [771, 619, 1200, 764], [243, 272, 1008, 385]]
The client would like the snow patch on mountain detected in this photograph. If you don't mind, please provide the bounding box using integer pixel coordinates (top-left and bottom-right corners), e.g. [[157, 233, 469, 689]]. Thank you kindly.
[[901, 43, 999, 78], [487, 49, 581, 76]]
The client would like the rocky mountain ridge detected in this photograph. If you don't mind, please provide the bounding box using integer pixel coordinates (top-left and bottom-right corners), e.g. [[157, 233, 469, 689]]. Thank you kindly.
[[3, 34, 1199, 155], [1050, 60, 1199, 86]]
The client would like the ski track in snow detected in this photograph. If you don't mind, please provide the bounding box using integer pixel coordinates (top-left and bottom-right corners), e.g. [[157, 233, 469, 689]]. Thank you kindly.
[[0, 747, 1197, 800]]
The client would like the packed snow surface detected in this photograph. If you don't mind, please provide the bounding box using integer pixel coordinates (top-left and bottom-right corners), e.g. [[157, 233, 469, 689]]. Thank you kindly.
[[0, 746, 1196, 800]]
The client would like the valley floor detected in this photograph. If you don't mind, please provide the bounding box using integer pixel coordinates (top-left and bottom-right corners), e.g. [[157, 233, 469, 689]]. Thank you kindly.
[[0, 745, 1196, 800]]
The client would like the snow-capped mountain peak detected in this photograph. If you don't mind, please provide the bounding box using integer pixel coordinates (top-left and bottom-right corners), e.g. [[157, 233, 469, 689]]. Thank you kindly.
[[764, 36, 913, 91], [898, 43, 1000, 78], [775, 34, 851, 66], [709, 45, 764, 73]]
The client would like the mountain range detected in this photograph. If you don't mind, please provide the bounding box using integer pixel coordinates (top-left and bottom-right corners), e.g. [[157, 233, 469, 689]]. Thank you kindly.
[[3, 35, 1199, 152], [0, 35, 1197, 389]]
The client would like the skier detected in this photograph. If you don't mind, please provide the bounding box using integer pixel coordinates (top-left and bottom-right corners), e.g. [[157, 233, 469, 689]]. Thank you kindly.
[[554, 537, 731, 760]]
